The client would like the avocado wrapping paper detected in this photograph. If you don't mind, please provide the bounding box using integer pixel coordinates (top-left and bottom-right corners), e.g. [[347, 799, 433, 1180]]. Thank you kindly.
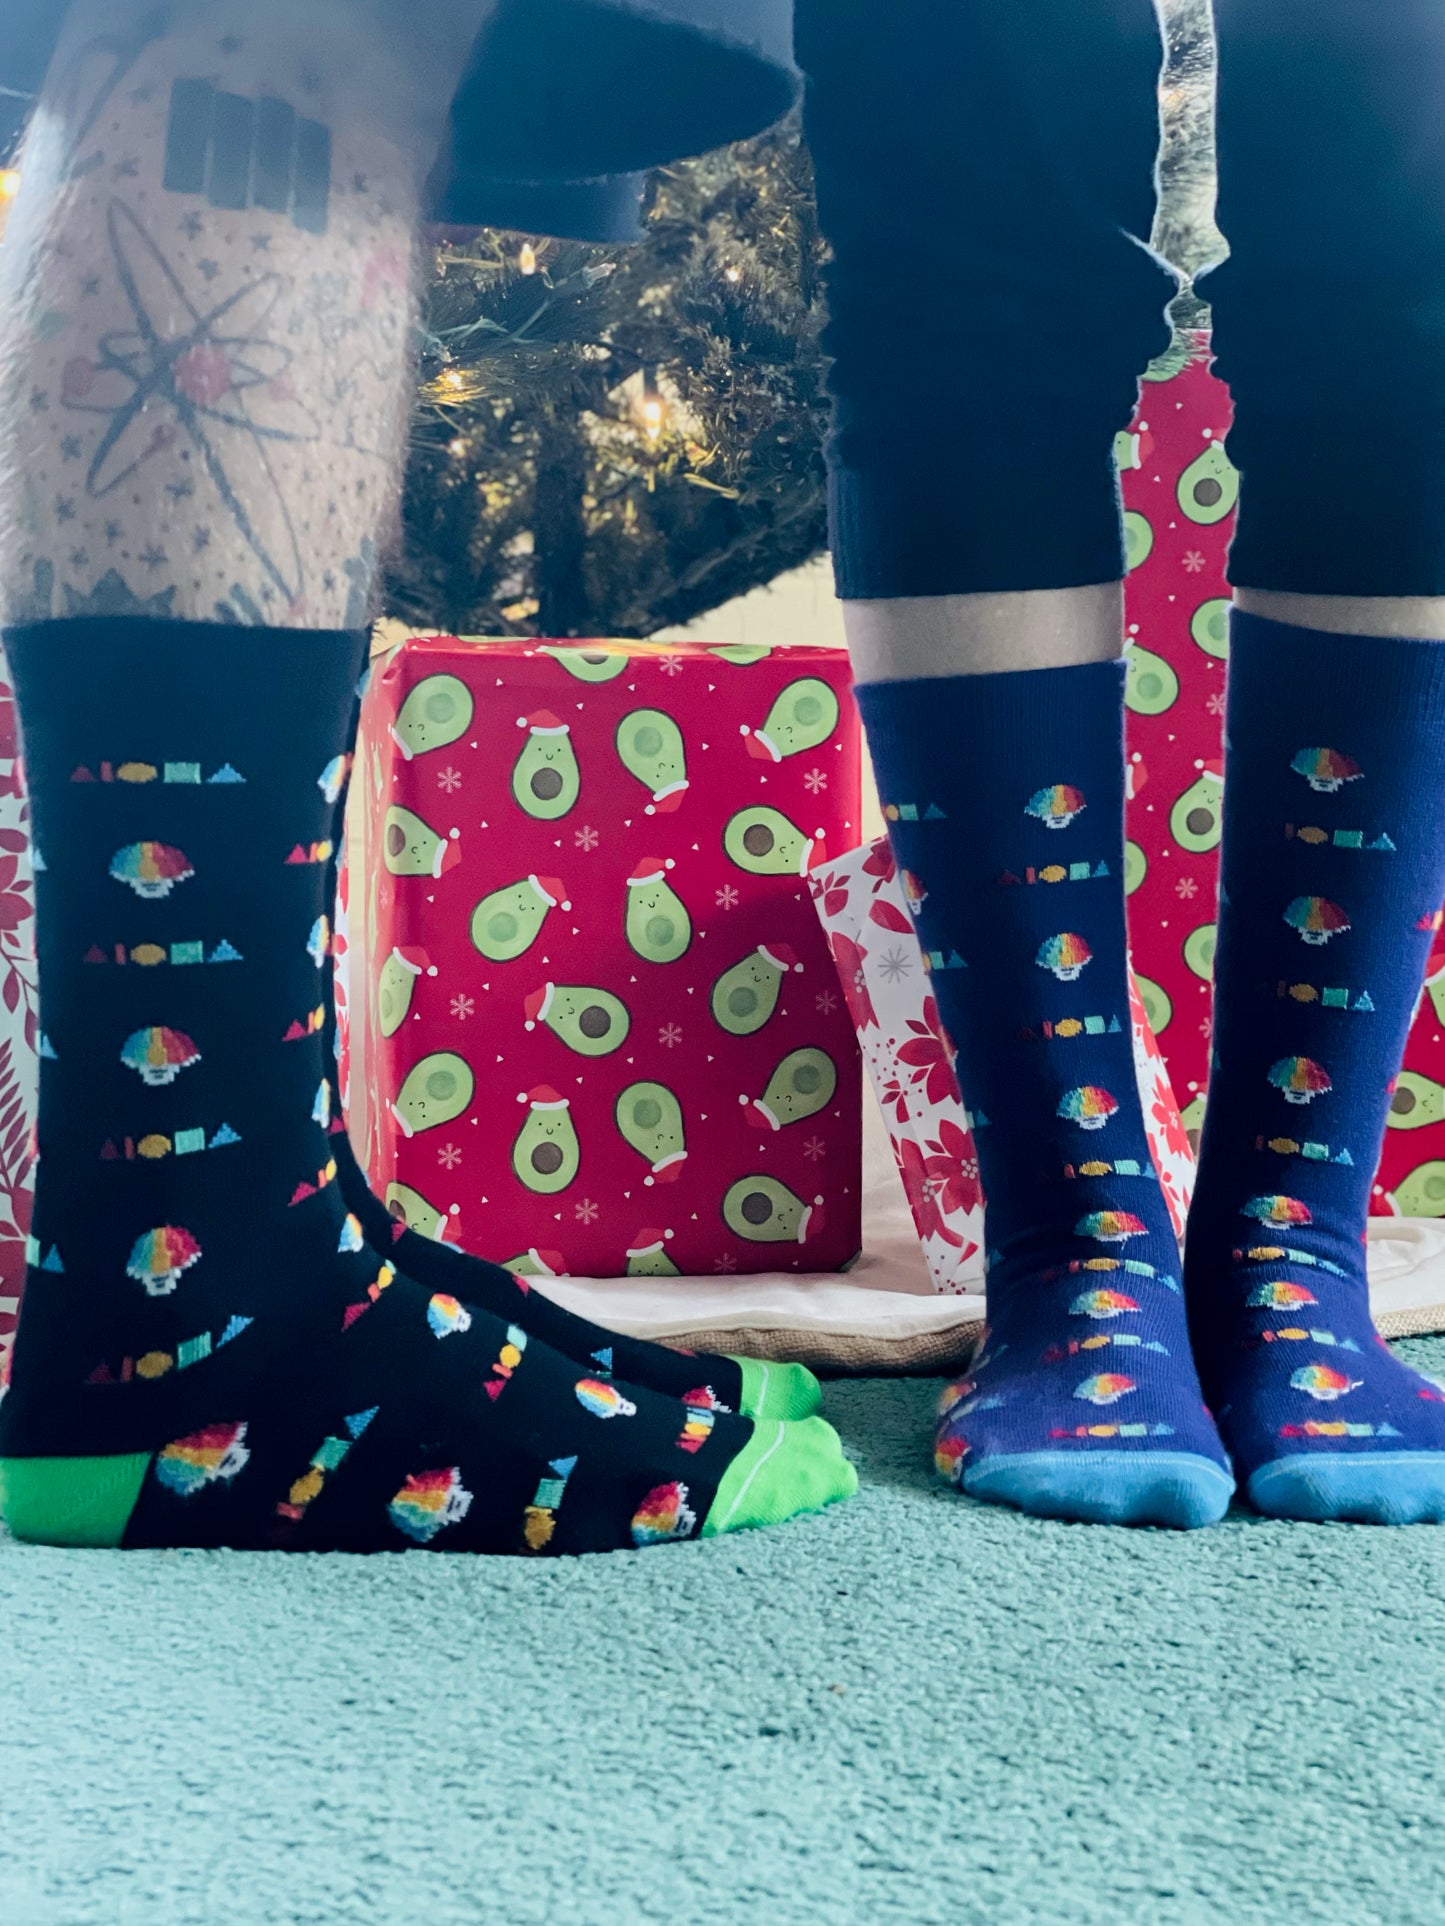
[[1116, 331, 1445, 1222], [808, 835, 1195, 1295], [344, 633, 864, 1282]]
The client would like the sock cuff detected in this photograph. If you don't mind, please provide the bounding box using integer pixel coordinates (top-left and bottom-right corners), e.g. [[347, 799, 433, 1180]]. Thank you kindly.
[[853, 657, 1127, 770], [1228, 609, 1445, 729]]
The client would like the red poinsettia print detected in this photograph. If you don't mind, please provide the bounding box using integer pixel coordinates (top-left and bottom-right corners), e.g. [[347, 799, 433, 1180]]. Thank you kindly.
[[828, 931, 877, 1032], [896, 996, 960, 1109], [922, 1116, 983, 1217], [862, 840, 897, 887], [1150, 1073, 1192, 1167], [897, 1137, 965, 1249]]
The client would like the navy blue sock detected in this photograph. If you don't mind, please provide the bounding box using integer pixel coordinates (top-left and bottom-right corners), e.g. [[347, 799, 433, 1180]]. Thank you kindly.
[[1186, 611, 1445, 1523], [856, 662, 1233, 1528]]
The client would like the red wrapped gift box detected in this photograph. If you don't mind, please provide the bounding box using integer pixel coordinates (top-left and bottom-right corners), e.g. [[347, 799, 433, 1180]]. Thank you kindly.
[[346, 635, 864, 1277]]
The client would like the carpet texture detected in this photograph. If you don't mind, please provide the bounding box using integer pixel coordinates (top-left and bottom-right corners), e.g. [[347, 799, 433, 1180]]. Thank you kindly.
[[7, 1344, 1445, 1925]]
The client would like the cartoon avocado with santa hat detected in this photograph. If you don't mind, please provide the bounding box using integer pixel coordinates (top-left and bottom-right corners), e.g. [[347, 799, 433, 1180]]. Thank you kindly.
[[722, 1176, 824, 1244], [625, 857, 691, 964], [512, 710, 580, 820], [711, 942, 802, 1036], [378, 946, 437, 1038], [384, 1180, 459, 1242], [471, 874, 570, 962], [390, 1052, 474, 1136], [615, 1081, 687, 1184], [383, 804, 461, 879], [723, 806, 825, 876], [740, 677, 840, 762], [512, 1086, 581, 1194], [502, 1246, 569, 1278], [524, 982, 631, 1057], [625, 1228, 680, 1278], [616, 708, 689, 814], [390, 673, 473, 760], [741, 1047, 837, 1131]]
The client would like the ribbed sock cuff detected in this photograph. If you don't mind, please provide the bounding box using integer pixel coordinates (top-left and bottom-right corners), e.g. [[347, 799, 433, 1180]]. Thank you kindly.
[[1228, 609, 1445, 729]]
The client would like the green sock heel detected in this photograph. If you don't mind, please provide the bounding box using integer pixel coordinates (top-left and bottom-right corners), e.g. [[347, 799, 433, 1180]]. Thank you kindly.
[[0, 1455, 151, 1547], [733, 1357, 824, 1422], [701, 1417, 856, 1537]]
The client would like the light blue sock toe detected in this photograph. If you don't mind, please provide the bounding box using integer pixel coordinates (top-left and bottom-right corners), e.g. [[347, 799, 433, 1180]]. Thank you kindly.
[[962, 1450, 1234, 1530], [1247, 1452, 1445, 1525]]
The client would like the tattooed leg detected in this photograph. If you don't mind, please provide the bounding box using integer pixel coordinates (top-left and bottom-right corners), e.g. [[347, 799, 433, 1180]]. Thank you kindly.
[[0, 0, 467, 629]]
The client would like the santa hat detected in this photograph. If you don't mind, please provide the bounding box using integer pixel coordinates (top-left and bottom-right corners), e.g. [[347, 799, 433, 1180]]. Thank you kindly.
[[797, 1195, 825, 1244], [645, 779, 690, 816], [627, 856, 675, 888], [517, 710, 570, 736], [756, 942, 803, 975], [523, 983, 556, 1030], [626, 1228, 674, 1258], [1195, 756, 1225, 782], [516, 1247, 565, 1277], [430, 827, 462, 879], [528, 873, 572, 911], [518, 1084, 570, 1110], [741, 1094, 781, 1133], [391, 946, 437, 979], [740, 722, 782, 764], [644, 1149, 688, 1186]]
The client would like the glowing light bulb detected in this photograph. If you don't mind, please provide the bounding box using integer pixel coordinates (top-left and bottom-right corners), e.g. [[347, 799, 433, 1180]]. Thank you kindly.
[[642, 397, 664, 441], [442, 369, 464, 392], [518, 243, 538, 275], [448, 437, 467, 457], [724, 265, 741, 283], [0, 172, 19, 203]]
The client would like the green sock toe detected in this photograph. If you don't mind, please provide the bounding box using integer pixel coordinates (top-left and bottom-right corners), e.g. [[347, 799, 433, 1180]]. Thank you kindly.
[[0, 1455, 150, 1547], [702, 1417, 857, 1537], [733, 1357, 824, 1421]]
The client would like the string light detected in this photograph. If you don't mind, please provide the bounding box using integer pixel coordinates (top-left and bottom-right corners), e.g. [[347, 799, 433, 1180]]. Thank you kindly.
[[0, 172, 19, 203], [723, 265, 742, 283], [518, 242, 538, 275], [448, 437, 468, 457], [442, 369, 464, 392]]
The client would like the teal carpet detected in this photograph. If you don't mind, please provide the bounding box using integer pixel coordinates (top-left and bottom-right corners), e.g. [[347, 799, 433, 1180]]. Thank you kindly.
[[7, 1344, 1445, 1926]]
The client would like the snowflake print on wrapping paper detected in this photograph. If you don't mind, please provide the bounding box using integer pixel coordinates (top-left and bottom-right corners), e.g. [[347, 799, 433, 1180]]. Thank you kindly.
[[451, 995, 475, 1020], [658, 1023, 683, 1049], [803, 1135, 826, 1163], [896, 996, 958, 1107], [437, 1143, 462, 1172], [1206, 691, 1225, 718], [804, 768, 828, 796], [815, 990, 839, 1017], [879, 946, 913, 984], [1199, 1014, 1213, 1039], [574, 825, 599, 852], [827, 932, 877, 1031], [659, 656, 685, 677], [436, 767, 462, 795], [714, 1254, 737, 1273], [1182, 550, 1207, 574], [1175, 876, 1199, 900], [716, 885, 739, 910], [574, 1198, 599, 1225]]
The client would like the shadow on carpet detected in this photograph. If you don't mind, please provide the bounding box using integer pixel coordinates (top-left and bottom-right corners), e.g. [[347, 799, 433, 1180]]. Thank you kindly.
[[6, 1341, 1445, 1926]]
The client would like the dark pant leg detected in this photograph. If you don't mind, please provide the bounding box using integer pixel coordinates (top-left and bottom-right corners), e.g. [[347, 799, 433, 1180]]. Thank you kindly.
[[1203, 0, 1445, 596], [795, 0, 1175, 600]]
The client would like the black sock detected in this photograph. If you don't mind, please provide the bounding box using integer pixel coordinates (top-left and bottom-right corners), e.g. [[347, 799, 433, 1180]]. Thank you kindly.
[[0, 619, 854, 1553]]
